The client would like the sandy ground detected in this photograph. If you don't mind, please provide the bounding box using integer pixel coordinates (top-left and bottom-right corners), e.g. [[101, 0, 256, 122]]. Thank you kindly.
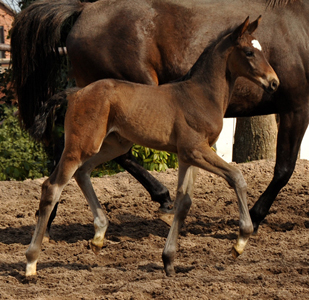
[[0, 159, 308, 300]]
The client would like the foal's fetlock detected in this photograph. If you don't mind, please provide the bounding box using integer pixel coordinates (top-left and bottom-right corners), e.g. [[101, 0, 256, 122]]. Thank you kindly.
[[162, 252, 176, 276]]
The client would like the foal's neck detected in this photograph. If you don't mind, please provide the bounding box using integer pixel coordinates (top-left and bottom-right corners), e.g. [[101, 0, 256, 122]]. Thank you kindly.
[[188, 37, 235, 113]]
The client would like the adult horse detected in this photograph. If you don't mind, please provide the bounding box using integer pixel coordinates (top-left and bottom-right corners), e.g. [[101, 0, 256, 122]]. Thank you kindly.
[[25, 17, 279, 276], [11, 0, 309, 234]]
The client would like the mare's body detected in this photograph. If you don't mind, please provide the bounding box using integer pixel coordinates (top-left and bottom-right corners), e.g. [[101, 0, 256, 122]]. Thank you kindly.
[[11, 0, 309, 233], [25, 18, 279, 277]]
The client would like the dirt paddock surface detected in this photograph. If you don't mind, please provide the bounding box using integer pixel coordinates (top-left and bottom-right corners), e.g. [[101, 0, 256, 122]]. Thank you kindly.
[[0, 159, 308, 299]]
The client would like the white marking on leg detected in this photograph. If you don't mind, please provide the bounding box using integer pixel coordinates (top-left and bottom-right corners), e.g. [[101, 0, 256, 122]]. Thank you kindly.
[[252, 39, 262, 51], [26, 259, 38, 276], [92, 217, 107, 249]]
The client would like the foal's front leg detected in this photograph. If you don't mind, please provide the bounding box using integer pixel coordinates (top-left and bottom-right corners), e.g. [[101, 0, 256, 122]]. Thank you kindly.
[[180, 144, 253, 258], [162, 163, 198, 276]]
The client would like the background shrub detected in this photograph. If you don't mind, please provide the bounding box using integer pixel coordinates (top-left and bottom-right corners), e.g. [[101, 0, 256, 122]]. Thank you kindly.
[[0, 105, 49, 180]]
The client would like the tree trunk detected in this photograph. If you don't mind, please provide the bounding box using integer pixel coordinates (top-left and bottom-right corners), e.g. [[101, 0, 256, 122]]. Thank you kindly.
[[232, 115, 278, 163]]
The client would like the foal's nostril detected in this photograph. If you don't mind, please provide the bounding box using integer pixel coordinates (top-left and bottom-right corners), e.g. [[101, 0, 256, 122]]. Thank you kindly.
[[271, 80, 278, 90], [269, 79, 279, 92], [265, 78, 279, 94]]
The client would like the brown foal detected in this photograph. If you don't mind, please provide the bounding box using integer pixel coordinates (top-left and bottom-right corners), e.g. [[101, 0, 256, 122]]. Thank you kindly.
[[26, 17, 279, 277]]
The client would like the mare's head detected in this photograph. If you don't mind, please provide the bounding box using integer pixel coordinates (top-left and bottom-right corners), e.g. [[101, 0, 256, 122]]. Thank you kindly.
[[227, 16, 279, 93]]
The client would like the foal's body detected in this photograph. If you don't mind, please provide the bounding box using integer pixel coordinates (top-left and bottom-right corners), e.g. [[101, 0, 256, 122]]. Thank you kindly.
[[26, 18, 279, 276]]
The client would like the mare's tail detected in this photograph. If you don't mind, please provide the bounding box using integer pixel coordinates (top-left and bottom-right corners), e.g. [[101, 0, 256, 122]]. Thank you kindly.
[[29, 88, 80, 141], [11, 0, 86, 141]]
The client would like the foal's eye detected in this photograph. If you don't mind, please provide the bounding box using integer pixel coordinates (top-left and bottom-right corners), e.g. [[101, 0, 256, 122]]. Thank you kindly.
[[245, 51, 254, 57]]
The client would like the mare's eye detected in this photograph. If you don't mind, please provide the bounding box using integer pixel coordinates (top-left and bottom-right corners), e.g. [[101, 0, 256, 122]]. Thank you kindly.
[[245, 51, 254, 57]]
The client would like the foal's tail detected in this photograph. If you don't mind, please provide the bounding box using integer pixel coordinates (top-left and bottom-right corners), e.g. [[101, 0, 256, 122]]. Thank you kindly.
[[29, 88, 80, 141], [11, 0, 86, 141]]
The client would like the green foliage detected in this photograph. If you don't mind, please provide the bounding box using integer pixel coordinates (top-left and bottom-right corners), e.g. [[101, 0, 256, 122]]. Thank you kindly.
[[91, 161, 125, 177], [0, 106, 49, 180], [0, 68, 15, 105], [90, 146, 178, 177], [132, 145, 178, 172]]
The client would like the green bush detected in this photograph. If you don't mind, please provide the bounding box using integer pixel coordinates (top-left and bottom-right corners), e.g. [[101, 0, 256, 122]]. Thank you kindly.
[[91, 146, 178, 177], [0, 105, 49, 180], [132, 145, 178, 172]]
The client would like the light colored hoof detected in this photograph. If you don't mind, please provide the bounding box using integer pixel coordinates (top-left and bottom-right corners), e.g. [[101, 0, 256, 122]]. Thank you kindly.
[[90, 239, 103, 255], [25, 260, 37, 277], [158, 212, 174, 227], [232, 245, 243, 259]]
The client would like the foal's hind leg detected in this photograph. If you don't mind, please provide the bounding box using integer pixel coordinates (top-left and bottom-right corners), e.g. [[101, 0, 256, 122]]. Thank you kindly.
[[179, 144, 253, 258], [162, 163, 198, 276], [25, 156, 80, 276], [74, 135, 133, 254]]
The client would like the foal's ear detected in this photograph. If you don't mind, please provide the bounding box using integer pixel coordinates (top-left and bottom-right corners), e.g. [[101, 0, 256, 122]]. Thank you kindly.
[[247, 15, 262, 34], [231, 16, 250, 42]]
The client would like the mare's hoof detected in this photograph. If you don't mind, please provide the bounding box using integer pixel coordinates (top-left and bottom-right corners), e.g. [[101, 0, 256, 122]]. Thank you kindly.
[[42, 234, 50, 244], [158, 212, 174, 226], [251, 229, 259, 236], [158, 204, 174, 214]]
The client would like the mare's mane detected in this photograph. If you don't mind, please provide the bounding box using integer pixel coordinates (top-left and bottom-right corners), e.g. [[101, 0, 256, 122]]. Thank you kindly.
[[173, 26, 235, 82], [267, 0, 302, 7]]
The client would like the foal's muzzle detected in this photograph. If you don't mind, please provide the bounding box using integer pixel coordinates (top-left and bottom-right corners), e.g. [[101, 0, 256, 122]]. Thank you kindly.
[[265, 78, 279, 94]]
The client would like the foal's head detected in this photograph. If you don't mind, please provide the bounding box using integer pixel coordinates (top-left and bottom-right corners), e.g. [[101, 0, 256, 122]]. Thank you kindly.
[[227, 16, 279, 93]]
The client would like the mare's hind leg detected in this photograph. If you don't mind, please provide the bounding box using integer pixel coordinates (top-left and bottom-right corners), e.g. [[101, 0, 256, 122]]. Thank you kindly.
[[250, 109, 309, 233], [179, 144, 253, 259], [113, 151, 173, 211], [74, 134, 133, 254], [25, 156, 80, 276], [162, 163, 198, 276]]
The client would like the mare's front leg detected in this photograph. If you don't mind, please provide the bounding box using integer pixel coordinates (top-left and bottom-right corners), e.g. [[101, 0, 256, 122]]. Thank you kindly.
[[180, 144, 253, 259], [250, 108, 309, 233], [25, 156, 80, 276], [113, 151, 173, 211], [162, 163, 198, 276]]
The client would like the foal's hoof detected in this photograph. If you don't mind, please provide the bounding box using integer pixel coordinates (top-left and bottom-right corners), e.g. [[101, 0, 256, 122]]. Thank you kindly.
[[90, 240, 103, 255], [231, 246, 243, 259], [164, 265, 176, 277]]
